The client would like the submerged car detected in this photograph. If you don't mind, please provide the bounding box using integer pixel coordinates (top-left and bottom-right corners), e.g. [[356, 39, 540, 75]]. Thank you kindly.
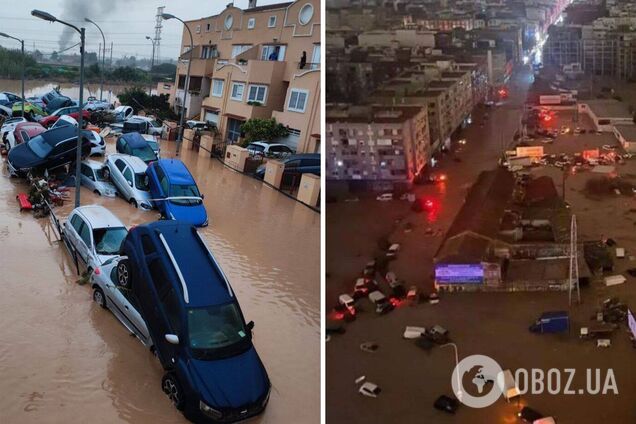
[[50, 114, 104, 156], [90, 256, 153, 349], [146, 159, 208, 226], [117, 221, 270, 422], [39, 105, 90, 128], [80, 160, 117, 197], [104, 153, 152, 210], [7, 125, 92, 176], [246, 141, 293, 158], [12, 101, 47, 118], [63, 205, 128, 273], [5, 121, 46, 151], [116, 132, 158, 164], [141, 133, 160, 157], [254, 153, 320, 184], [83, 98, 112, 112], [1, 117, 28, 143]]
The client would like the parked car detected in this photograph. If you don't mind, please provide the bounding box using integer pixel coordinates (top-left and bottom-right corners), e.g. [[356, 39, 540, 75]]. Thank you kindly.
[[63, 205, 128, 273], [246, 141, 293, 158], [12, 101, 47, 118], [185, 120, 209, 130], [117, 220, 271, 422], [529, 311, 569, 333], [433, 395, 458, 414], [80, 160, 117, 197], [254, 153, 320, 183], [83, 98, 112, 112], [49, 115, 104, 156], [112, 105, 134, 122], [0, 104, 12, 117], [5, 121, 46, 151], [129, 115, 164, 136], [116, 132, 158, 164], [41, 89, 63, 105], [44, 95, 74, 115], [7, 125, 92, 176], [146, 159, 208, 226], [26, 96, 46, 110], [1, 117, 28, 144], [141, 134, 160, 157], [90, 256, 153, 349], [39, 106, 90, 128], [104, 154, 153, 210], [0, 91, 22, 108]]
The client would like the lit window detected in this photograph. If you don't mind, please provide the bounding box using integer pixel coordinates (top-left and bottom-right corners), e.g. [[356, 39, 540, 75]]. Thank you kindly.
[[247, 84, 267, 103], [247, 18, 255, 29], [288, 89, 308, 113], [211, 79, 224, 97], [230, 82, 245, 101], [268, 16, 277, 27]]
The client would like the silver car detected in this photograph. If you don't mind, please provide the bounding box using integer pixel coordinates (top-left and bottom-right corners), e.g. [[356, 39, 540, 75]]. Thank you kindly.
[[90, 256, 153, 349], [104, 153, 153, 210], [63, 205, 128, 273], [80, 160, 117, 197]]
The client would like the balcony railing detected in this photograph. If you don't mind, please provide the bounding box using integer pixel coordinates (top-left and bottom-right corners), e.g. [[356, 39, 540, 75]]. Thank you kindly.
[[298, 62, 320, 70]]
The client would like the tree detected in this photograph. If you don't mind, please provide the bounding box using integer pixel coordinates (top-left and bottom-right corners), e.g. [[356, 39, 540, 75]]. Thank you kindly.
[[239, 118, 289, 145]]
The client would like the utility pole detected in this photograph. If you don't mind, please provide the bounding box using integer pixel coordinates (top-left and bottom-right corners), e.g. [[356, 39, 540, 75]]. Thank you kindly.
[[569, 215, 580, 306]]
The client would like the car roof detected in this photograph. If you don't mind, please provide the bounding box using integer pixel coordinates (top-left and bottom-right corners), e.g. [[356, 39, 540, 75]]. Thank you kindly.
[[120, 132, 151, 148], [155, 159, 194, 185], [109, 153, 148, 172], [143, 220, 233, 307], [40, 125, 81, 145], [74, 205, 125, 229]]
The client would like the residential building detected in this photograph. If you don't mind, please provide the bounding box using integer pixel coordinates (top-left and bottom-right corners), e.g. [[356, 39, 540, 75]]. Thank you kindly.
[[326, 104, 430, 189], [171, 0, 321, 153]]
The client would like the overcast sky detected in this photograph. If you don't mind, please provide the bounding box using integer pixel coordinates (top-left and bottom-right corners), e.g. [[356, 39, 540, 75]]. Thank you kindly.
[[0, 0, 281, 62]]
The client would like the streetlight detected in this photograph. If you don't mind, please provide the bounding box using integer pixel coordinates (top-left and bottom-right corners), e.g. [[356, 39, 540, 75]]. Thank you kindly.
[[0, 32, 25, 117], [32, 9, 86, 208], [441, 343, 462, 401], [161, 12, 193, 157], [84, 18, 106, 102], [146, 36, 156, 96]]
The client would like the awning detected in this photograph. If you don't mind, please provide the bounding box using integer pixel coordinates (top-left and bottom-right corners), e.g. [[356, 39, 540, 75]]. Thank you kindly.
[[223, 113, 246, 120], [310, 133, 321, 138], [204, 106, 220, 112]]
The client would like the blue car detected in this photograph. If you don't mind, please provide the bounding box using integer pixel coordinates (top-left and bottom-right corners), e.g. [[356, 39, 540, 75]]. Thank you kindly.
[[117, 221, 270, 423], [146, 159, 208, 227], [115, 131, 158, 164]]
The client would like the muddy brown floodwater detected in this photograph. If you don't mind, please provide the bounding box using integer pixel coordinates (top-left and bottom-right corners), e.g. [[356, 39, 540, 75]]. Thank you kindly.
[[0, 79, 139, 105], [0, 139, 320, 423]]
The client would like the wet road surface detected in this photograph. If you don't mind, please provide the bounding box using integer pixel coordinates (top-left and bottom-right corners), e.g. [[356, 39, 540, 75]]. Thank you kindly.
[[0, 140, 320, 423]]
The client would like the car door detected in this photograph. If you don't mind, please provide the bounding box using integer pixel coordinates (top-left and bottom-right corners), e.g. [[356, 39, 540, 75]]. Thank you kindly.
[[105, 263, 151, 344], [282, 158, 301, 186], [122, 166, 134, 200], [116, 137, 125, 154], [76, 218, 94, 267], [80, 163, 96, 191], [112, 159, 128, 194], [151, 166, 168, 214], [66, 212, 84, 253]]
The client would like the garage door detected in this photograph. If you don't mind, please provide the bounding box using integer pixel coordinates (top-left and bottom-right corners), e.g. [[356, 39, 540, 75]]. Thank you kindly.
[[204, 110, 219, 127], [275, 128, 301, 152]]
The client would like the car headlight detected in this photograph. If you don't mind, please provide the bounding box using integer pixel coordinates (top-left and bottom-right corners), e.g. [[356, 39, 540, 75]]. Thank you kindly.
[[199, 401, 222, 419]]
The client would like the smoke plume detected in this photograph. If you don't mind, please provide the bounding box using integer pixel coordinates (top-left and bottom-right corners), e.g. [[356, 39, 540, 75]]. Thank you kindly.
[[57, 0, 125, 50]]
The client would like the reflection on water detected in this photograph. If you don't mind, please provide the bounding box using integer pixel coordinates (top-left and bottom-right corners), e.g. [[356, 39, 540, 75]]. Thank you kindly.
[[0, 138, 320, 423], [0, 79, 137, 104]]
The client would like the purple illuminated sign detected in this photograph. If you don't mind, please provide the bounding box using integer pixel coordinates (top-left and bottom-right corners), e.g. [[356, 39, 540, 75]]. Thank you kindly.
[[435, 264, 484, 284], [628, 309, 636, 340]]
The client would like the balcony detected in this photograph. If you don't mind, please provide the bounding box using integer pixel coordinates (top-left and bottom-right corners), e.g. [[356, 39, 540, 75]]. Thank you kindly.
[[175, 89, 204, 119], [176, 58, 217, 78]]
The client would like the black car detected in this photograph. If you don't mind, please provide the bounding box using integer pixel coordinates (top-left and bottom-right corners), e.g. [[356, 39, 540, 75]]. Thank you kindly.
[[433, 395, 458, 414], [518, 406, 544, 422], [7, 125, 92, 176], [45, 95, 74, 115], [254, 153, 320, 184]]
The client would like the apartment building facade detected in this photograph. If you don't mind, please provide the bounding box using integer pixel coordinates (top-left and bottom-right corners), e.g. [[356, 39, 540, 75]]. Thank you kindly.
[[326, 105, 430, 189], [171, 0, 321, 153]]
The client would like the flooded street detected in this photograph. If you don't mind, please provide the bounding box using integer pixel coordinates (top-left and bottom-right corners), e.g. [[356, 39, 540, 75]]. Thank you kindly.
[[0, 139, 320, 423], [0, 79, 135, 104]]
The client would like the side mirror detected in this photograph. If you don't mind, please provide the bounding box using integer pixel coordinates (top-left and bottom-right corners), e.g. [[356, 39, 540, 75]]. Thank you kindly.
[[165, 334, 179, 345], [127, 180, 133, 187], [246, 321, 255, 331]]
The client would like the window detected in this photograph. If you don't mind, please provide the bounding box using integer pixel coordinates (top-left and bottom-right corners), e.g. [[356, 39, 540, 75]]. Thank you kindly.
[[299, 3, 314, 25], [195, 25, 201, 34], [247, 18, 255, 29], [93, 227, 127, 255], [201, 46, 218, 59], [231, 44, 252, 58], [206, 23, 211, 32], [224, 14, 233, 30], [79, 221, 92, 249], [71, 214, 83, 234], [268, 16, 277, 27], [211, 79, 224, 97], [115, 159, 126, 172], [247, 84, 267, 103], [288, 89, 308, 112], [123, 168, 133, 185], [230, 82, 245, 101], [148, 259, 170, 297], [162, 289, 182, 332], [155, 167, 169, 195], [260, 44, 286, 61]]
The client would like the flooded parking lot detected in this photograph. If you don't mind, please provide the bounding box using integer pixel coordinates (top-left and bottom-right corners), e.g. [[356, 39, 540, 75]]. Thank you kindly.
[[0, 139, 320, 423]]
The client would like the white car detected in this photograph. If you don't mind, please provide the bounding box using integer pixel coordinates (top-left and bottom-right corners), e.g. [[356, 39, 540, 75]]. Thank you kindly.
[[1, 117, 27, 143], [113, 105, 134, 122], [246, 141, 294, 158], [129, 115, 163, 136], [403, 326, 426, 339], [0, 104, 11, 117], [358, 382, 381, 398], [104, 154, 153, 210], [63, 205, 128, 273], [90, 256, 153, 349], [80, 160, 117, 197]]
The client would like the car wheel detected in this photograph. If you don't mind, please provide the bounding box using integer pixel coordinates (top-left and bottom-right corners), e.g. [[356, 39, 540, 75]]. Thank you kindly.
[[162, 373, 185, 411], [93, 287, 107, 309], [116, 259, 132, 289], [94, 190, 101, 196], [130, 199, 138, 208], [103, 167, 110, 180]]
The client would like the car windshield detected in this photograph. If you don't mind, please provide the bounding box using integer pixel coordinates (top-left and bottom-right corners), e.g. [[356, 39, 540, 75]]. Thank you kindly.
[[93, 227, 127, 255], [132, 146, 156, 163], [27, 135, 52, 158], [135, 173, 149, 191], [169, 184, 202, 206], [147, 140, 158, 150], [187, 303, 251, 359], [96, 167, 109, 182]]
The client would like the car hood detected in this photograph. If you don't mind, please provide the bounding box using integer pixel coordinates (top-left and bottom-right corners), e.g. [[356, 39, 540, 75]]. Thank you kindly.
[[165, 202, 208, 226], [188, 346, 270, 409], [7, 143, 42, 169]]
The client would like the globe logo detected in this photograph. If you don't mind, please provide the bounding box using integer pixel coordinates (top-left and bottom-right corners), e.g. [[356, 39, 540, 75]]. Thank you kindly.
[[451, 354, 504, 408]]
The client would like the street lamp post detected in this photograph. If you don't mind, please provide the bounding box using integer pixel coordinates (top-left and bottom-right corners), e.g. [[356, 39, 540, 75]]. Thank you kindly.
[[32, 9, 86, 208], [146, 36, 156, 96], [0, 32, 25, 117], [441, 343, 462, 401], [84, 18, 106, 102], [161, 13, 193, 157]]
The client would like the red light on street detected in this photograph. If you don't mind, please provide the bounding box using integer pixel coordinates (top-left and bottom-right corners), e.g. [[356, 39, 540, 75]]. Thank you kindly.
[[424, 199, 434, 209], [544, 115, 552, 122], [438, 174, 447, 181], [333, 311, 344, 320]]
